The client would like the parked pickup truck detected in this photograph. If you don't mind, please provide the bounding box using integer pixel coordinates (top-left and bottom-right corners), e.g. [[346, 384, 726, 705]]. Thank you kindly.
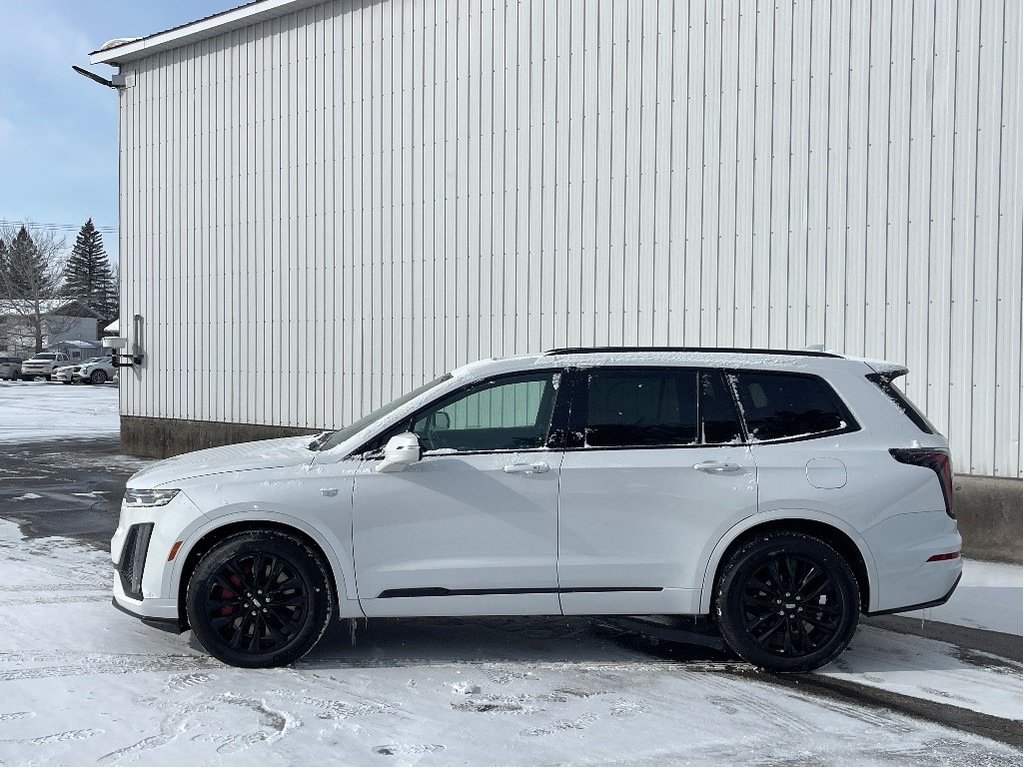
[[21, 352, 71, 380]]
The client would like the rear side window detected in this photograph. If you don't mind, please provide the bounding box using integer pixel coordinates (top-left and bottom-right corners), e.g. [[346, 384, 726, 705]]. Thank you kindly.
[[729, 371, 857, 442], [866, 373, 936, 434], [585, 368, 699, 447]]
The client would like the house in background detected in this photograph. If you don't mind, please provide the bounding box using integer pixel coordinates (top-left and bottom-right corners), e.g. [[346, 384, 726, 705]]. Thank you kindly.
[[0, 299, 101, 359]]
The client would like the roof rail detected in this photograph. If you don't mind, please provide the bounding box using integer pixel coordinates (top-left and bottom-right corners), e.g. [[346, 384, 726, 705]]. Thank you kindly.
[[542, 346, 842, 358]]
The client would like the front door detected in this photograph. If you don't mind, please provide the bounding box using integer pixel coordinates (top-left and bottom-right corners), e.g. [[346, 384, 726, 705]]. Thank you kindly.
[[353, 370, 566, 617], [557, 367, 758, 615]]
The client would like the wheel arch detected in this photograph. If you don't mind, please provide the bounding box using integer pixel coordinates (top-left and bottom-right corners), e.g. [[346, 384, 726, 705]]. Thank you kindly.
[[172, 515, 359, 629], [698, 513, 877, 615]]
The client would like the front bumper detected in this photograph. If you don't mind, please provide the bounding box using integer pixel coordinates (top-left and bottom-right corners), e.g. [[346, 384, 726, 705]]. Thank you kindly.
[[110, 596, 185, 633], [111, 489, 208, 628], [53, 369, 75, 382]]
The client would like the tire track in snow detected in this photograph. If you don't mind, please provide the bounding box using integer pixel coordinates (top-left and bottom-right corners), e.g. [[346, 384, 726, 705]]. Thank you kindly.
[[740, 669, 1023, 749], [0, 653, 218, 682]]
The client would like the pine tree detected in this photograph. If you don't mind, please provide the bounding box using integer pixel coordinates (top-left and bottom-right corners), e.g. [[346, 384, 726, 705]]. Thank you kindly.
[[61, 219, 117, 323], [5, 226, 56, 299]]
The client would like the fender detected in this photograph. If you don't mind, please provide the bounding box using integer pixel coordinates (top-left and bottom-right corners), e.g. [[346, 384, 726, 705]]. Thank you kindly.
[[166, 507, 362, 619], [696, 507, 880, 614]]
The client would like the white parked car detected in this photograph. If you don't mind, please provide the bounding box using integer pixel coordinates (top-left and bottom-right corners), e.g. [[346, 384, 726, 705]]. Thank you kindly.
[[113, 348, 961, 672], [52, 363, 78, 384], [73, 356, 116, 384]]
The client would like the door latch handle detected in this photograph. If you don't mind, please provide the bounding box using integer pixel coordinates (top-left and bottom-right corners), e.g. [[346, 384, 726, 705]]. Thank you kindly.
[[503, 461, 551, 475], [692, 461, 741, 473], [320, 487, 339, 497]]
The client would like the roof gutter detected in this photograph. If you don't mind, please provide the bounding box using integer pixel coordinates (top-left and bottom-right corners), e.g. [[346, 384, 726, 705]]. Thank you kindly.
[[88, 0, 321, 66]]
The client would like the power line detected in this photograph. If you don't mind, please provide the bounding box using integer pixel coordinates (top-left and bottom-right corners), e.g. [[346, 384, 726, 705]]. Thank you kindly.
[[0, 220, 118, 235]]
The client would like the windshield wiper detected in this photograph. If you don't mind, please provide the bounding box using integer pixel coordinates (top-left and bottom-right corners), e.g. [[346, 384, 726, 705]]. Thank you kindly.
[[307, 431, 334, 451]]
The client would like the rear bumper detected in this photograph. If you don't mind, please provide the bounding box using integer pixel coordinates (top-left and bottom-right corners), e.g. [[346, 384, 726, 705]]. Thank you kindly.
[[864, 571, 962, 616]]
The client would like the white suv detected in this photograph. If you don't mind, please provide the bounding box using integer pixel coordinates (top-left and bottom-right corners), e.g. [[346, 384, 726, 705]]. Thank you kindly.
[[113, 348, 961, 672]]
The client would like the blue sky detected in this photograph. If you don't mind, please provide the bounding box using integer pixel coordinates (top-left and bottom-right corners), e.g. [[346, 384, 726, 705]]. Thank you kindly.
[[0, 1, 232, 258]]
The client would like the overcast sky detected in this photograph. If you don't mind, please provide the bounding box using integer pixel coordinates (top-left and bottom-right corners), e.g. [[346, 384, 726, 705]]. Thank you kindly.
[[0, 0, 232, 258]]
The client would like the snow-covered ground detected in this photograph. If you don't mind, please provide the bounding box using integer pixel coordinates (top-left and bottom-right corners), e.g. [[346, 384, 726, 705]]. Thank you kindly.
[[900, 558, 1023, 636], [0, 380, 119, 443], [0, 519, 1019, 766]]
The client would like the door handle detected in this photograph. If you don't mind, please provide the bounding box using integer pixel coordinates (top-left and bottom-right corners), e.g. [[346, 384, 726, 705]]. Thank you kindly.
[[503, 461, 550, 475], [692, 460, 741, 473]]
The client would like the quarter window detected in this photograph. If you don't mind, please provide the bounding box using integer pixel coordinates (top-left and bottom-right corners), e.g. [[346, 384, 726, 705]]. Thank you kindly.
[[729, 371, 856, 441]]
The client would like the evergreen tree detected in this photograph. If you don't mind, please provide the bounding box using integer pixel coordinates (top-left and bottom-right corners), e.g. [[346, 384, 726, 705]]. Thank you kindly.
[[61, 219, 117, 323], [5, 226, 56, 299]]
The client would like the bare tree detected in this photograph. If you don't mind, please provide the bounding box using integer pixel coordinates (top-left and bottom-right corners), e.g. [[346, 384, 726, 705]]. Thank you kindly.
[[0, 223, 70, 355]]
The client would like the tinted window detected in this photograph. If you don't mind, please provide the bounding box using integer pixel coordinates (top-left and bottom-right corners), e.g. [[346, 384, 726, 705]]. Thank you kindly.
[[410, 372, 558, 452], [585, 369, 698, 447], [730, 372, 855, 441], [700, 371, 744, 444]]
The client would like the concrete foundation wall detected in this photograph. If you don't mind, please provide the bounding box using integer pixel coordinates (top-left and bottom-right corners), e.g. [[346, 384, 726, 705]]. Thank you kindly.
[[954, 475, 1023, 565], [121, 416, 319, 460], [121, 417, 1022, 565]]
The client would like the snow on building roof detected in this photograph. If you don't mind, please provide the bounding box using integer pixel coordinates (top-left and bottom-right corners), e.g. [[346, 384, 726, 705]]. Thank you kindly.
[[89, 0, 320, 65]]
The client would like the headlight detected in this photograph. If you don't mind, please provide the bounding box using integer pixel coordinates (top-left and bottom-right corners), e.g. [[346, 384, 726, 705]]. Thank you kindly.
[[124, 488, 180, 507]]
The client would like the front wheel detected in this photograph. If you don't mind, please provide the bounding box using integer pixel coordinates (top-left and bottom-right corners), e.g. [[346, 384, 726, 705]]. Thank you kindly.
[[186, 530, 333, 667], [715, 532, 859, 672], [90, 370, 107, 384]]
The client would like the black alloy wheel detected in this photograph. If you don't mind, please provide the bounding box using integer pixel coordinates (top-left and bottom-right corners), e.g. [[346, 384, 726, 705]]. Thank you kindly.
[[715, 532, 859, 672], [90, 369, 107, 384], [186, 530, 333, 667]]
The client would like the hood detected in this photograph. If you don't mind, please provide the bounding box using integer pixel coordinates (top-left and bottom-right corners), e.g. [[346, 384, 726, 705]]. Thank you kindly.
[[127, 435, 316, 489]]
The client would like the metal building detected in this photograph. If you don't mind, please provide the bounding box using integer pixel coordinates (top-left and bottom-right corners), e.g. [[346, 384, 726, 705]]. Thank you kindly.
[[90, 0, 1022, 478]]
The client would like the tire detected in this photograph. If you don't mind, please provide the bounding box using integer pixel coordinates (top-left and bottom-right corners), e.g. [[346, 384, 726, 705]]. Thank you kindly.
[[90, 370, 107, 384], [186, 530, 333, 668], [715, 532, 859, 673]]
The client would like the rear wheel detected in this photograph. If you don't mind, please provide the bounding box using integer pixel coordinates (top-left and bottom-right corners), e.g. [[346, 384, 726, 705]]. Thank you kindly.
[[715, 532, 859, 672], [186, 530, 333, 667]]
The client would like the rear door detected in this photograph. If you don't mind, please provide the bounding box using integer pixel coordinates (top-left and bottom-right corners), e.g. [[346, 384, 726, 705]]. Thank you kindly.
[[556, 367, 757, 615]]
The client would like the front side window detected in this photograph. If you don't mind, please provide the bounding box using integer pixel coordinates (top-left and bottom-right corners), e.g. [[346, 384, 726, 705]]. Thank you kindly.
[[729, 371, 857, 442], [583, 368, 699, 448], [409, 372, 560, 452]]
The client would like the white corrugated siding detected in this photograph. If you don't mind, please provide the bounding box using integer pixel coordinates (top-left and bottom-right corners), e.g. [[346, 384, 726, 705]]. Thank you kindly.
[[117, 0, 1022, 477]]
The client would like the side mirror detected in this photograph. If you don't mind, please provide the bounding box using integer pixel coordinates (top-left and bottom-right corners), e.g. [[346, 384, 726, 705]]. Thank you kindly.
[[376, 432, 422, 473]]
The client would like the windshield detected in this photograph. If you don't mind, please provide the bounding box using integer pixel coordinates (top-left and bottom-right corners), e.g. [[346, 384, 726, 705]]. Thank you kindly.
[[310, 374, 452, 452], [34, 354, 57, 360]]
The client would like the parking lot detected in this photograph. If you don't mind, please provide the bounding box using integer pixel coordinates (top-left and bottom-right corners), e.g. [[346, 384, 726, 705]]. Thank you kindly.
[[0, 383, 1020, 765]]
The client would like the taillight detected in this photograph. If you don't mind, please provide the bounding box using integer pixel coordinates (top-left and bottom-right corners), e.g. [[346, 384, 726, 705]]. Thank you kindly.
[[889, 448, 955, 519]]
